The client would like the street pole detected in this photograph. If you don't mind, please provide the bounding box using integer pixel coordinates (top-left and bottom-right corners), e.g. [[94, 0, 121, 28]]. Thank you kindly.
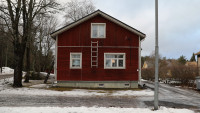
[[154, 0, 159, 110]]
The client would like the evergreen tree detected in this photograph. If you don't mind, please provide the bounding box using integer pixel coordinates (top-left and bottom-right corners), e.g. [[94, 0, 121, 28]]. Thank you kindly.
[[178, 55, 187, 65], [190, 53, 196, 61]]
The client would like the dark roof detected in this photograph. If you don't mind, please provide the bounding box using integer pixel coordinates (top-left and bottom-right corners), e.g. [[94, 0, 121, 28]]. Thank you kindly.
[[51, 10, 146, 39]]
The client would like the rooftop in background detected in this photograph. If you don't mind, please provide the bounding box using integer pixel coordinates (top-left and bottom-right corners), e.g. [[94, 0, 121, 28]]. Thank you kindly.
[[195, 51, 200, 55]]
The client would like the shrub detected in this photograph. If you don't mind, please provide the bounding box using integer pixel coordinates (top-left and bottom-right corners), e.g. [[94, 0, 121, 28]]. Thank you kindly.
[[170, 65, 198, 86]]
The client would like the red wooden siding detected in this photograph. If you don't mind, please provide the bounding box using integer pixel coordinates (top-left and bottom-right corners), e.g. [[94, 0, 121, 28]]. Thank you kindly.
[[57, 14, 139, 81]]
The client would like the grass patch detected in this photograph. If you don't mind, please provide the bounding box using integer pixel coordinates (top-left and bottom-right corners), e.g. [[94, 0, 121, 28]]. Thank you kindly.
[[44, 86, 144, 92], [47, 87, 74, 91]]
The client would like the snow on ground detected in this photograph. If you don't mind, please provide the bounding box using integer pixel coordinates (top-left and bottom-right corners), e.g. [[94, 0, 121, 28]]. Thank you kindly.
[[0, 67, 14, 74], [0, 67, 26, 76], [112, 89, 153, 96], [40, 72, 55, 78], [0, 84, 154, 97], [0, 106, 194, 113], [0, 76, 154, 97], [29, 84, 49, 88]]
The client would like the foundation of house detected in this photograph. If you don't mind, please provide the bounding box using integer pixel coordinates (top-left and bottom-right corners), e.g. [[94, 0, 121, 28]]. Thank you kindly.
[[56, 81, 138, 88]]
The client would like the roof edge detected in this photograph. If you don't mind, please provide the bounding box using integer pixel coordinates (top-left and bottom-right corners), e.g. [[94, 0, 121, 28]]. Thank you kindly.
[[51, 9, 146, 39]]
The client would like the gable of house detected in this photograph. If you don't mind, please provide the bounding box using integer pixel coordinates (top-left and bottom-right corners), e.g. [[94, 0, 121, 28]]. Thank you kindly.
[[51, 10, 146, 39]]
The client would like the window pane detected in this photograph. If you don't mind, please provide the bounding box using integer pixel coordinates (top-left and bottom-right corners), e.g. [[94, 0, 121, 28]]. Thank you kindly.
[[92, 25, 98, 37], [106, 59, 111, 67], [119, 60, 124, 67], [112, 59, 117, 67], [72, 59, 80, 67], [98, 25, 105, 37], [118, 55, 124, 58], [106, 54, 115, 58], [72, 54, 80, 58]]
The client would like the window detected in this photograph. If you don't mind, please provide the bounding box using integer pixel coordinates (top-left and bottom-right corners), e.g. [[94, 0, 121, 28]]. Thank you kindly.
[[91, 23, 106, 38], [70, 53, 82, 69], [104, 53, 125, 69]]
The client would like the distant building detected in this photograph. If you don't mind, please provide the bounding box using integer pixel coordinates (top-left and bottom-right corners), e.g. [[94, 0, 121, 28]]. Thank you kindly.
[[142, 61, 154, 69], [185, 61, 197, 67]]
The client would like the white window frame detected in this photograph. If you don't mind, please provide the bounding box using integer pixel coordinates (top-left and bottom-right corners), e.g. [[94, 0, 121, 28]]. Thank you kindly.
[[70, 52, 82, 69], [91, 23, 106, 38], [104, 53, 126, 69]]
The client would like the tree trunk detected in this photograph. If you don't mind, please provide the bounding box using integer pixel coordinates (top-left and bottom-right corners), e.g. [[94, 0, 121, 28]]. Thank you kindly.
[[24, 45, 30, 83], [13, 43, 26, 87], [44, 61, 54, 84], [0, 47, 2, 74], [5, 44, 8, 67]]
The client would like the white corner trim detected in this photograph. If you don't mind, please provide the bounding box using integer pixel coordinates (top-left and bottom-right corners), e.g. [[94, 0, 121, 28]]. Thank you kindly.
[[55, 36, 58, 81]]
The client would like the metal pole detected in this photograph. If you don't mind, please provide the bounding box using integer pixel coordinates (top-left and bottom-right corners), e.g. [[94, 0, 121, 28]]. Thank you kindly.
[[154, 0, 159, 110]]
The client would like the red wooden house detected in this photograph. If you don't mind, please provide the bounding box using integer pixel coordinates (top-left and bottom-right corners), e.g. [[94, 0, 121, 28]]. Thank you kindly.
[[51, 10, 146, 88]]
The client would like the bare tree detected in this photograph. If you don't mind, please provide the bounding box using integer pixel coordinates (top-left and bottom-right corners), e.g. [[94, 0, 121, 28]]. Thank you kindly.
[[63, 0, 95, 24], [0, 0, 59, 87], [24, 14, 58, 82]]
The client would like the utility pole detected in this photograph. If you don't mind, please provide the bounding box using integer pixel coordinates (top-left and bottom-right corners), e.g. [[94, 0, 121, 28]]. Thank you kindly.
[[154, 0, 159, 110]]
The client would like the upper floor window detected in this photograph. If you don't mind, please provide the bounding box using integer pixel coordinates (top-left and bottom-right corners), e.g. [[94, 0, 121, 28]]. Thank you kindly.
[[70, 53, 82, 69], [91, 23, 106, 38]]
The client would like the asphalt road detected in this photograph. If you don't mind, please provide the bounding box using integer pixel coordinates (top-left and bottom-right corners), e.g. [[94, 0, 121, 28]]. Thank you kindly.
[[143, 81, 200, 112]]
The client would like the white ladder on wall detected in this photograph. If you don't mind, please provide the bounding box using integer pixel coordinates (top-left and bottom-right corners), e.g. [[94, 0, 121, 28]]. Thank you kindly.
[[91, 41, 98, 68]]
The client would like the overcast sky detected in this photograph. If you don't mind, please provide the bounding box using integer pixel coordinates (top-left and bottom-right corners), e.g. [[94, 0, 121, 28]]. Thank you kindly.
[[58, 0, 200, 60]]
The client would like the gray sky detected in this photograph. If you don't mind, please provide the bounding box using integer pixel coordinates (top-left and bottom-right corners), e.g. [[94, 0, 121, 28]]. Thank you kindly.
[[59, 0, 200, 60]]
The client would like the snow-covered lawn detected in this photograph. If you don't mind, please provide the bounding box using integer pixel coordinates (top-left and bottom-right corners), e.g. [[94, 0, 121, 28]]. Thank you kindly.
[[0, 106, 194, 113], [0, 75, 154, 97], [0, 81, 154, 97]]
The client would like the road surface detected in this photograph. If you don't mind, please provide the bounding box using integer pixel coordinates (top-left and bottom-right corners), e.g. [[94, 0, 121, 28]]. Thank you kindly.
[[143, 81, 200, 112]]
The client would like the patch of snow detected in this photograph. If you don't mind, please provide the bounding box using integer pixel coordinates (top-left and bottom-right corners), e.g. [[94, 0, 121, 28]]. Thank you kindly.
[[40, 72, 55, 78], [112, 89, 153, 96], [175, 86, 181, 88], [29, 84, 49, 88], [0, 78, 154, 97], [0, 77, 153, 97], [0, 67, 26, 77], [0, 106, 194, 113], [0, 67, 14, 74], [141, 79, 147, 82]]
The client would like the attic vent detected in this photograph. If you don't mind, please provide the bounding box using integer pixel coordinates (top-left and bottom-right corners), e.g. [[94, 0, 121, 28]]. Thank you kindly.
[[99, 84, 104, 87], [124, 84, 130, 87]]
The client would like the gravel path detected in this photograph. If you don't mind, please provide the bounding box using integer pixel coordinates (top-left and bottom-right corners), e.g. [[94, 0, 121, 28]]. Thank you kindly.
[[0, 94, 146, 108]]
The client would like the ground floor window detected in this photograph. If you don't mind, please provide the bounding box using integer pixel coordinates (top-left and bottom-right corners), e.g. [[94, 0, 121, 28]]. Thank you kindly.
[[70, 53, 82, 69], [104, 53, 126, 69]]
